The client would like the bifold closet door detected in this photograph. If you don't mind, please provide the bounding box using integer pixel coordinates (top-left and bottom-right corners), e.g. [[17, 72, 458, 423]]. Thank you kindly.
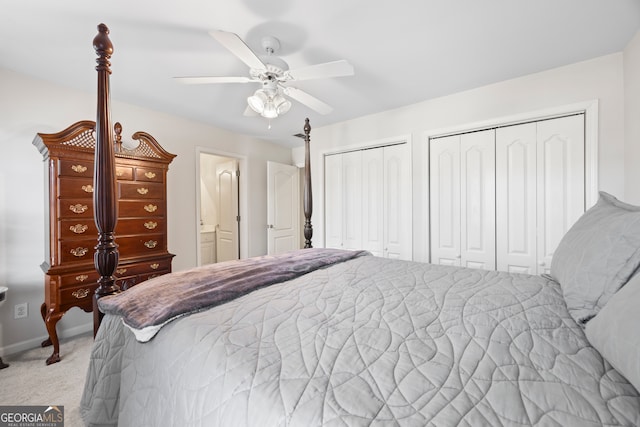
[[324, 153, 343, 249], [430, 135, 461, 266], [430, 131, 495, 268], [383, 144, 412, 260], [362, 148, 384, 256], [496, 114, 584, 274], [535, 115, 585, 274], [460, 130, 495, 270]]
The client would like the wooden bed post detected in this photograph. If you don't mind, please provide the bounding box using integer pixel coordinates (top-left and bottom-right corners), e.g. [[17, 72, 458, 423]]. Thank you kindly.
[[92, 24, 120, 336], [303, 118, 313, 248]]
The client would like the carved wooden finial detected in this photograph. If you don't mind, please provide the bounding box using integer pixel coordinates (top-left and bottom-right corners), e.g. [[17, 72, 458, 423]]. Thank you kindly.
[[114, 122, 122, 153], [304, 117, 311, 138], [93, 24, 113, 74]]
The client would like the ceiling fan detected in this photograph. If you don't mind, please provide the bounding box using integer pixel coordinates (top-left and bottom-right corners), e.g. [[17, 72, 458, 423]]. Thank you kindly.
[[174, 30, 354, 120]]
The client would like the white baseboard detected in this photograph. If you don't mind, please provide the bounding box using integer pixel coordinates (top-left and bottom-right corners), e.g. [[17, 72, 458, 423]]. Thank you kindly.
[[0, 322, 92, 357]]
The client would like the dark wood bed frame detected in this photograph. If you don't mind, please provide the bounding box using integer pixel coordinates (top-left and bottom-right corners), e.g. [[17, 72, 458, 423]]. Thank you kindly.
[[91, 24, 313, 334]]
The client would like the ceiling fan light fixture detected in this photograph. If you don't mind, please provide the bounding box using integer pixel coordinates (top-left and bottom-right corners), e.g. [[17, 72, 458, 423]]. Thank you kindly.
[[247, 88, 291, 119], [273, 94, 291, 115], [247, 90, 268, 113]]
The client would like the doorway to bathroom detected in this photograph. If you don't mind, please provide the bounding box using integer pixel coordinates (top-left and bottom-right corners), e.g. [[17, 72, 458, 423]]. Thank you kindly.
[[197, 151, 241, 266]]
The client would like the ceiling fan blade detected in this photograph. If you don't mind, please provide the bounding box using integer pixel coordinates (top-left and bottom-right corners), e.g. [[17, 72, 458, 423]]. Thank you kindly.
[[173, 76, 255, 84], [283, 86, 333, 115], [209, 30, 266, 71], [287, 60, 354, 81]]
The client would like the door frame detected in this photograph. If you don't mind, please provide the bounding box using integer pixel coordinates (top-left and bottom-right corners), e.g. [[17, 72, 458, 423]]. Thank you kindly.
[[195, 147, 248, 265]]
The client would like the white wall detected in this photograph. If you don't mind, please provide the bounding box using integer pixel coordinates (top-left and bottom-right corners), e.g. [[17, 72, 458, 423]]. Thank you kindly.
[[624, 30, 640, 204], [301, 53, 625, 262], [0, 67, 292, 356]]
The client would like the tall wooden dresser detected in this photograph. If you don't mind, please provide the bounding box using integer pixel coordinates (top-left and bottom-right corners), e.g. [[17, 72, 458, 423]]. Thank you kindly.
[[33, 121, 176, 364]]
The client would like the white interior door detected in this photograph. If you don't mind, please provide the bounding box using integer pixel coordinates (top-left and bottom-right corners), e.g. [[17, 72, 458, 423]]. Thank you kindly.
[[536, 114, 585, 274], [430, 135, 461, 266], [216, 160, 239, 262], [460, 130, 496, 270], [342, 150, 362, 251], [361, 149, 384, 256], [324, 154, 343, 249], [383, 144, 412, 260], [496, 123, 538, 274], [267, 161, 300, 255]]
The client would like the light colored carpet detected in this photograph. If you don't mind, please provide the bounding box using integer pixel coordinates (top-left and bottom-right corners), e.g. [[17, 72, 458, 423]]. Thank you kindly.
[[0, 332, 93, 427]]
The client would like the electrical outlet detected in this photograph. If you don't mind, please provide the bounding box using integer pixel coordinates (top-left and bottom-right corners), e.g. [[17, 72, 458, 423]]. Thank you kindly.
[[14, 303, 28, 319]]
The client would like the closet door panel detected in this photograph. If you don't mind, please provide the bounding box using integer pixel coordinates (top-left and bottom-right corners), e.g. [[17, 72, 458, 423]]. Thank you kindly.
[[430, 135, 461, 266], [496, 123, 537, 274], [460, 130, 496, 270], [536, 114, 585, 274], [362, 149, 384, 256], [324, 154, 343, 249], [384, 144, 412, 260], [342, 150, 362, 250]]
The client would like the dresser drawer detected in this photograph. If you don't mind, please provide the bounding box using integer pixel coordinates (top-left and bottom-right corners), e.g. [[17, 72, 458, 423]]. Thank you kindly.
[[58, 159, 93, 178], [135, 167, 164, 183], [119, 182, 164, 200], [116, 218, 165, 235], [115, 165, 134, 181], [59, 219, 97, 239], [119, 200, 165, 217], [59, 177, 95, 198], [117, 234, 165, 255], [115, 258, 171, 277], [60, 283, 97, 310], [59, 270, 100, 288], [59, 239, 95, 263], [59, 199, 93, 218]]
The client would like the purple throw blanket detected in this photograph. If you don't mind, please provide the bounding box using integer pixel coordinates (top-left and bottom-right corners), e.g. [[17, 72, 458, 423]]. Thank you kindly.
[[98, 248, 370, 341]]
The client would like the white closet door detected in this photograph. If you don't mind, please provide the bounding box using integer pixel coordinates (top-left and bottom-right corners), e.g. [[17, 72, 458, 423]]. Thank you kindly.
[[496, 123, 537, 274], [536, 115, 585, 274], [460, 130, 496, 270], [342, 150, 362, 250], [324, 154, 343, 249], [430, 135, 461, 266], [384, 144, 412, 260], [362, 148, 384, 256]]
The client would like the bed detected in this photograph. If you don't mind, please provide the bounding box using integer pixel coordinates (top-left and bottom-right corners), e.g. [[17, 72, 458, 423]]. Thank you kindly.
[[81, 24, 640, 426]]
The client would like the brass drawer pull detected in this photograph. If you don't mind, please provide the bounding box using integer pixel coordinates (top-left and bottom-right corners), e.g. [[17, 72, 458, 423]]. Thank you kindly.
[[145, 171, 156, 179], [144, 221, 158, 230], [144, 204, 157, 213], [116, 169, 125, 177], [144, 240, 158, 249], [71, 165, 87, 173], [75, 274, 89, 282], [70, 247, 89, 257], [82, 184, 94, 193], [116, 268, 127, 275], [70, 224, 88, 234], [72, 288, 90, 299], [137, 187, 149, 195], [70, 204, 88, 214], [150, 263, 160, 270]]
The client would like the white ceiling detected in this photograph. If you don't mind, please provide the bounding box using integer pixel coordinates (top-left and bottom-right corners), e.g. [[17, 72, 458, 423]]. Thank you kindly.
[[1, 1, 639, 147]]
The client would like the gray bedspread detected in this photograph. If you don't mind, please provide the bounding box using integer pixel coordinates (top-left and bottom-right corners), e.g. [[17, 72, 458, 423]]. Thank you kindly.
[[81, 255, 640, 426], [98, 248, 369, 342]]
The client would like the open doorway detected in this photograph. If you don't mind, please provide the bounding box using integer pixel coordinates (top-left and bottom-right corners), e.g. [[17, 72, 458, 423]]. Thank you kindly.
[[197, 152, 241, 266]]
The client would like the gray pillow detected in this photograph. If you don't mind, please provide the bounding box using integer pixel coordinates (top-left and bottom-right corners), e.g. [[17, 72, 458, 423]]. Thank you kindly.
[[585, 272, 640, 391], [550, 191, 640, 325]]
